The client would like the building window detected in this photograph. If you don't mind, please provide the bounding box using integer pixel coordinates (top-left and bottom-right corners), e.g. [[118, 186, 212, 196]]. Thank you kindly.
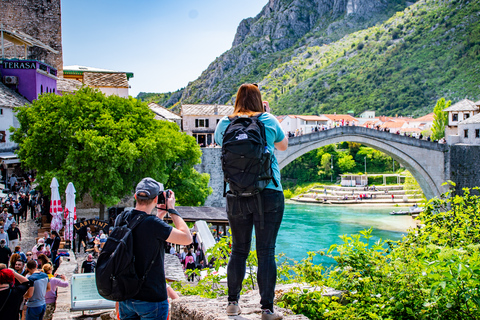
[[0, 131, 5, 143], [452, 114, 458, 122], [464, 129, 468, 138], [0, 109, 3, 116], [216, 119, 219, 125], [464, 113, 470, 120], [476, 129, 480, 138], [195, 119, 209, 128], [40, 85, 43, 94]]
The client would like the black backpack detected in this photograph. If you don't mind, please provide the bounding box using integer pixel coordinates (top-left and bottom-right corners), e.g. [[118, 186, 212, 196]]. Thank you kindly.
[[95, 211, 157, 301], [221, 113, 278, 228]]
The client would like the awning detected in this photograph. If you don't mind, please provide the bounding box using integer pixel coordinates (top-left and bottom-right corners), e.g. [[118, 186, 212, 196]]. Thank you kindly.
[[0, 152, 20, 165]]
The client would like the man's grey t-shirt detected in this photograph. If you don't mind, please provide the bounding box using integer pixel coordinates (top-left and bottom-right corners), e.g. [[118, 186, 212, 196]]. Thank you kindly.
[[27, 272, 49, 307]]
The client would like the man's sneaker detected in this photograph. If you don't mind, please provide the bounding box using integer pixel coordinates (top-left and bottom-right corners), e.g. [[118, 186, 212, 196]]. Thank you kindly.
[[261, 309, 283, 320], [226, 301, 241, 316]]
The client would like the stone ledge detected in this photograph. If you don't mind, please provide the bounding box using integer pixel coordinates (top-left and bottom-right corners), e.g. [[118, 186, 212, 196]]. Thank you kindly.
[[171, 283, 343, 319]]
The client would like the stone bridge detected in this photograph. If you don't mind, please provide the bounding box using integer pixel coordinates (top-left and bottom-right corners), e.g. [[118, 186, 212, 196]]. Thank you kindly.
[[276, 126, 449, 200], [197, 127, 480, 207]]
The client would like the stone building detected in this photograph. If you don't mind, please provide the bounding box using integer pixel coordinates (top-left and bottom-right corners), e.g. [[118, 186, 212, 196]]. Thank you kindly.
[[0, 0, 63, 75], [63, 65, 133, 98], [444, 99, 480, 137], [181, 104, 234, 146], [279, 115, 329, 135], [0, 82, 29, 183]]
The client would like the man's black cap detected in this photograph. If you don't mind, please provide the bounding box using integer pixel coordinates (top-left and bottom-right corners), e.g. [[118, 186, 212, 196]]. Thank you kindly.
[[135, 177, 163, 200]]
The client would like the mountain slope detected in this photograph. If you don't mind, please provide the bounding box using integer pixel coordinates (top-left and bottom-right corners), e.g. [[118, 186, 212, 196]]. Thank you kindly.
[[139, 0, 480, 116], [261, 0, 480, 116], [180, 0, 410, 107]]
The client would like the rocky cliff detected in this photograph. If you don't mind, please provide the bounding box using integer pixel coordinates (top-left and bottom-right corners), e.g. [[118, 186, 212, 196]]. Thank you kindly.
[[178, 0, 408, 105]]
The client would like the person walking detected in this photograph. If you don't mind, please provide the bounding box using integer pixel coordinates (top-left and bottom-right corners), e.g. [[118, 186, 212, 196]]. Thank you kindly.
[[214, 83, 288, 320], [7, 222, 21, 251], [0, 226, 9, 249], [0, 239, 12, 265], [50, 231, 61, 264], [116, 177, 192, 320], [24, 259, 50, 320], [42, 264, 69, 320], [81, 254, 96, 273], [0, 265, 33, 320]]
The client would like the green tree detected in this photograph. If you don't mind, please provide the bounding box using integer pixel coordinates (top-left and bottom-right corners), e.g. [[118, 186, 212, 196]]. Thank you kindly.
[[318, 153, 333, 179], [337, 152, 356, 172], [11, 87, 211, 218], [431, 97, 451, 141]]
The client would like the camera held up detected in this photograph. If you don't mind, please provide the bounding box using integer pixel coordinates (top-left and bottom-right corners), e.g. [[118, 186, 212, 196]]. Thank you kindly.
[[157, 189, 172, 210]]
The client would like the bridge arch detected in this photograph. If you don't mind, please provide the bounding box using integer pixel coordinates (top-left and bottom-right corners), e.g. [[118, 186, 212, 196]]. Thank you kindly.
[[275, 127, 449, 199]]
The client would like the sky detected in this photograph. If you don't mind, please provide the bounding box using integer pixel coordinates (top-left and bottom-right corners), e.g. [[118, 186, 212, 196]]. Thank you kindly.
[[61, 0, 269, 98]]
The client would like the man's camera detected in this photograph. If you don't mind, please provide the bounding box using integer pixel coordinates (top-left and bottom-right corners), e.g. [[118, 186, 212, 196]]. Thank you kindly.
[[157, 189, 172, 209]]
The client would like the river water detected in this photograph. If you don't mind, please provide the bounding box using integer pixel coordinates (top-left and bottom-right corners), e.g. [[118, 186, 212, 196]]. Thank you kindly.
[[275, 202, 417, 268]]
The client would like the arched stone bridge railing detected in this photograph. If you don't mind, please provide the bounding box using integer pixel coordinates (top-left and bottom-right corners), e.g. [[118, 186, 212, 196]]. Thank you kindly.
[[275, 126, 449, 200]]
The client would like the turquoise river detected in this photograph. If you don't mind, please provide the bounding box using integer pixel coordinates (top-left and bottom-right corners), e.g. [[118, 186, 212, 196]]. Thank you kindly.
[[275, 202, 417, 268]]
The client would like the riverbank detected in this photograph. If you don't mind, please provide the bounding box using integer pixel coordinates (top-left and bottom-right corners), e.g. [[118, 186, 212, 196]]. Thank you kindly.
[[290, 184, 423, 207]]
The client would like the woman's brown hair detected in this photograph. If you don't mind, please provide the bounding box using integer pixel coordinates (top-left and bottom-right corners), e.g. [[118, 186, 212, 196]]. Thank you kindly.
[[9, 253, 21, 269], [232, 84, 263, 116]]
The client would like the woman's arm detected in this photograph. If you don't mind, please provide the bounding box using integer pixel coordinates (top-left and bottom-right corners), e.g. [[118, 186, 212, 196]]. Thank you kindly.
[[274, 136, 288, 151]]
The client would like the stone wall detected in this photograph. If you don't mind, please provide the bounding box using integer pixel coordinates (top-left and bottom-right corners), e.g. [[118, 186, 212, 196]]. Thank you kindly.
[[0, 0, 63, 75], [449, 144, 480, 194], [195, 148, 225, 207]]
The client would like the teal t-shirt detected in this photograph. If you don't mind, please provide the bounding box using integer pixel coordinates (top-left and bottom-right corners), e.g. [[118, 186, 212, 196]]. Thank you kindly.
[[214, 112, 285, 192]]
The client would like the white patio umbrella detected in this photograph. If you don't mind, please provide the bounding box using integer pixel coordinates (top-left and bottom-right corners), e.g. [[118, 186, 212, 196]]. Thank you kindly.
[[64, 182, 76, 242], [50, 177, 63, 232]]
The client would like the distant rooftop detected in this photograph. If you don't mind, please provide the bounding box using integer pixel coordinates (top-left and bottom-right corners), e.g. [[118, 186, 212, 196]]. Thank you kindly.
[[56, 78, 82, 93], [0, 82, 29, 108], [63, 65, 134, 80], [443, 99, 479, 112], [414, 113, 434, 122], [83, 72, 128, 88], [181, 104, 234, 116], [0, 25, 58, 58], [148, 102, 182, 121], [458, 113, 480, 125]]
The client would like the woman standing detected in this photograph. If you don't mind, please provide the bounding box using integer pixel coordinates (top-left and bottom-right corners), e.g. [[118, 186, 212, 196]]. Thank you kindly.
[[41, 264, 68, 320], [214, 83, 288, 320]]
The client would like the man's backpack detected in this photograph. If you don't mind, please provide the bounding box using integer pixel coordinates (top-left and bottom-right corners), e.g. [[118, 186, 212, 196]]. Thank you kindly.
[[221, 113, 278, 228], [95, 211, 156, 301]]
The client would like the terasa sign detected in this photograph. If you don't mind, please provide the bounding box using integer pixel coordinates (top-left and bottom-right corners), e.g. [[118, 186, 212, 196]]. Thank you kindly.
[[2, 61, 36, 69]]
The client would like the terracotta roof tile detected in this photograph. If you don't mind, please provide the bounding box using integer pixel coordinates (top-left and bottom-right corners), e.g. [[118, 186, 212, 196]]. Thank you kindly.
[[414, 113, 434, 122], [381, 120, 406, 128], [322, 114, 357, 121], [83, 72, 128, 88]]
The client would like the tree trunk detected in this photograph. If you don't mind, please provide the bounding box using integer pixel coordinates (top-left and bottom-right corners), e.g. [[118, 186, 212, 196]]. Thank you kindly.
[[99, 203, 105, 221]]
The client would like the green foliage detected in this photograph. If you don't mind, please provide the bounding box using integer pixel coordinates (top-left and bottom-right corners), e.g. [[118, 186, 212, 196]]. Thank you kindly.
[[11, 87, 211, 210], [337, 153, 356, 172], [403, 170, 424, 198], [431, 97, 451, 141], [281, 143, 398, 184], [278, 187, 480, 319]]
